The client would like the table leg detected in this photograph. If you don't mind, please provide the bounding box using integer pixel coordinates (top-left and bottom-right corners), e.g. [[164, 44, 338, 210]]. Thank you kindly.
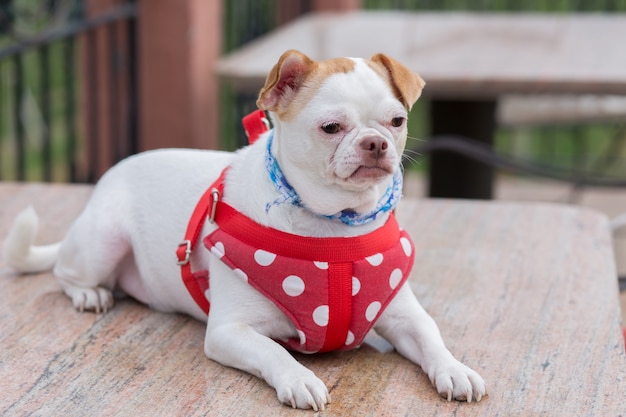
[[428, 99, 497, 199]]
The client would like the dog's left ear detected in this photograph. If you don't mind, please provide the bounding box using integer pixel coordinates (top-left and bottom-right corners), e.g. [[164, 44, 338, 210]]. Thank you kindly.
[[257, 49, 315, 114], [370, 54, 425, 111]]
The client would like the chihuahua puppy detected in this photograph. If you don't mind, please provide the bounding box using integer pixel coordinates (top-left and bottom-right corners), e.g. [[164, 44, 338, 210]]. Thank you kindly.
[[4, 50, 486, 410]]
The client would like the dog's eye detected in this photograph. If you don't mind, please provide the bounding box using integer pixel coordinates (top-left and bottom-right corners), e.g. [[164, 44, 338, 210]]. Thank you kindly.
[[391, 117, 405, 128], [321, 123, 341, 134]]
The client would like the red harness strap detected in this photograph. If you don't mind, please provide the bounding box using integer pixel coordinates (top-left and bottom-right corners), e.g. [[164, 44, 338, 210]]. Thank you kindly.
[[176, 110, 269, 314], [242, 109, 270, 144], [175, 168, 228, 314], [175, 110, 411, 353], [204, 200, 405, 352]]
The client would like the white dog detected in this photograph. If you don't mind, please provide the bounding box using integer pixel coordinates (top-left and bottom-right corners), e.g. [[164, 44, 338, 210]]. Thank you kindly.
[[4, 50, 486, 411]]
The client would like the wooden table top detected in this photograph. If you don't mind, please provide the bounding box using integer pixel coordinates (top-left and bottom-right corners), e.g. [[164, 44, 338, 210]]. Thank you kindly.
[[216, 11, 626, 98], [1, 182, 625, 416]]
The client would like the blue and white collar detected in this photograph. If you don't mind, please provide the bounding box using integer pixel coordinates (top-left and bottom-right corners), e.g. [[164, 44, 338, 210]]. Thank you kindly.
[[264, 130, 403, 226]]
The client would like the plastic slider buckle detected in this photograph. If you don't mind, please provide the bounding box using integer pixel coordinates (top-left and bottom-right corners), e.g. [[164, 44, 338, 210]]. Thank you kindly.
[[176, 240, 192, 266]]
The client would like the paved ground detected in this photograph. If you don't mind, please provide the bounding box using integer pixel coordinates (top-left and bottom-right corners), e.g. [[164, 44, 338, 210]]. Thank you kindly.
[[403, 172, 626, 325]]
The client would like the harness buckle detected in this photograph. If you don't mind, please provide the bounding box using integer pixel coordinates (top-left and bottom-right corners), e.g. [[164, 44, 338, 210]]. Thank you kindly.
[[209, 188, 220, 224], [176, 240, 192, 265]]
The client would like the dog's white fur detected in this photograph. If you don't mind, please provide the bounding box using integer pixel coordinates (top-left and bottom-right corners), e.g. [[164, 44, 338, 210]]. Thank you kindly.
[[3, 50, 486, 410]]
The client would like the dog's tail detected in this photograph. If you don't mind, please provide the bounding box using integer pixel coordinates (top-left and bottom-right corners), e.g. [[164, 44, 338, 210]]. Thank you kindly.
[[3, 206, 61, 273]]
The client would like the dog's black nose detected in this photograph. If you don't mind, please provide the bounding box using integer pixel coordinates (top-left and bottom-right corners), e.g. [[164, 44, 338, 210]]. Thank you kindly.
[[360, 137, 388, 159]]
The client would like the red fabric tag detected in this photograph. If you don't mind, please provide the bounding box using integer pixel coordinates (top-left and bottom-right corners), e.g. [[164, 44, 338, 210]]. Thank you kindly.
[[242, 109, 270, 144]]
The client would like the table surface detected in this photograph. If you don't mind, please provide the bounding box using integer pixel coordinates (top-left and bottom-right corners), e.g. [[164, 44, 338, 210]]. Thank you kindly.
[[216, 11, 626, 98], [1, 182, 624, 416]]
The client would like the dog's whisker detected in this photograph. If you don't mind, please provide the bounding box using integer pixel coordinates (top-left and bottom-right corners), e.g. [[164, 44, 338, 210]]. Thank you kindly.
[[404, 147, 423, 154], [403, 150, 423, 160], [401, 152, 423, 168], [406, 135, 425, 144]]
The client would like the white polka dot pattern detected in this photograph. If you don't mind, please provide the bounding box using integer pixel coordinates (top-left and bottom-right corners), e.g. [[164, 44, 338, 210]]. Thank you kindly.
[[352, 276, 361, 296], [203, 223, 415, 353], [314, 261, 328, 269], [365, 301, 382, 322], [210, 241, 225, 259], [233, 268, 248, 283], [282, 275, 305, 297], [345, 330, 355, 345], [389, 268, 403, 289], [254, 249, 276, 266], [297, 330, 306, 345], [400, 237, 412, 257], [313, 305, 329, 327], [365, 253, 383, 266]]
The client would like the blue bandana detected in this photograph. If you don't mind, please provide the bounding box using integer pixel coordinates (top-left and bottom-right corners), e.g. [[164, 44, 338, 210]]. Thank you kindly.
[[264, 130, 403, 226]]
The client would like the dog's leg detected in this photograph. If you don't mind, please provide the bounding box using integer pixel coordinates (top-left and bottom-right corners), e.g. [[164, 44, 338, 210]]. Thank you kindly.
[[53, 211, 129, 313], [204, 261, 330, 410], [204, 323, 331, 411], [374, 284, 487, 402]]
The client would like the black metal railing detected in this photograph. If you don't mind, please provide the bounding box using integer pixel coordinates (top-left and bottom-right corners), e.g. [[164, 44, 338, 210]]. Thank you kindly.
[[0, 0, 137, 182], [221, 0, 311, 150], [2, 0, 623, 182]]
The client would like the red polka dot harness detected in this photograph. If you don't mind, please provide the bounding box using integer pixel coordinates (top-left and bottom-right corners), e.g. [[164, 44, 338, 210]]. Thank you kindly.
[[176, 111, 415, 353]]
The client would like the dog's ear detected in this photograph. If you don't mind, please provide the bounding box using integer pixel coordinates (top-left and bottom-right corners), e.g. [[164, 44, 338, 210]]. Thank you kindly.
[[370, 53, 425, 111], [257, 50, 315, 113]]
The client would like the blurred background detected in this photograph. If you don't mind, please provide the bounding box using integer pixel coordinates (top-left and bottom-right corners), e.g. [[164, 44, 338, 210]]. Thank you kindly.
[[0, 0, 624, 183], [0, 0, 625, 312]]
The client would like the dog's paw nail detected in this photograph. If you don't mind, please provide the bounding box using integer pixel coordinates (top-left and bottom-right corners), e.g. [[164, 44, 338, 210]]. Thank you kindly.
[[431, 360, 486, 403], [68, 286, 114, 314], [78, 293, 86, 313], [276, 370, 329, 410]]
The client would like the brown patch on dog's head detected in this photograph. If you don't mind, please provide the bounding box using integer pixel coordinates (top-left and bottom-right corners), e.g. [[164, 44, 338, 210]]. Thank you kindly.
[[257, 50, 355, 120], [368, 53, 425, 111], [257, 50, 424, 119]]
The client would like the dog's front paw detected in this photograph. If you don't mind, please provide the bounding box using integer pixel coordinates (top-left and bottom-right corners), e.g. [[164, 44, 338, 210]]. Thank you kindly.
[[64, 286, 114, 313], [274, 368, 331, 411], [427, 359, 486, 402]]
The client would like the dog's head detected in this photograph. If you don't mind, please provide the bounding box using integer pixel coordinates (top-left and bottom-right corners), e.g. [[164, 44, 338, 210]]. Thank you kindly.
[[257, 50, 425, 218]]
